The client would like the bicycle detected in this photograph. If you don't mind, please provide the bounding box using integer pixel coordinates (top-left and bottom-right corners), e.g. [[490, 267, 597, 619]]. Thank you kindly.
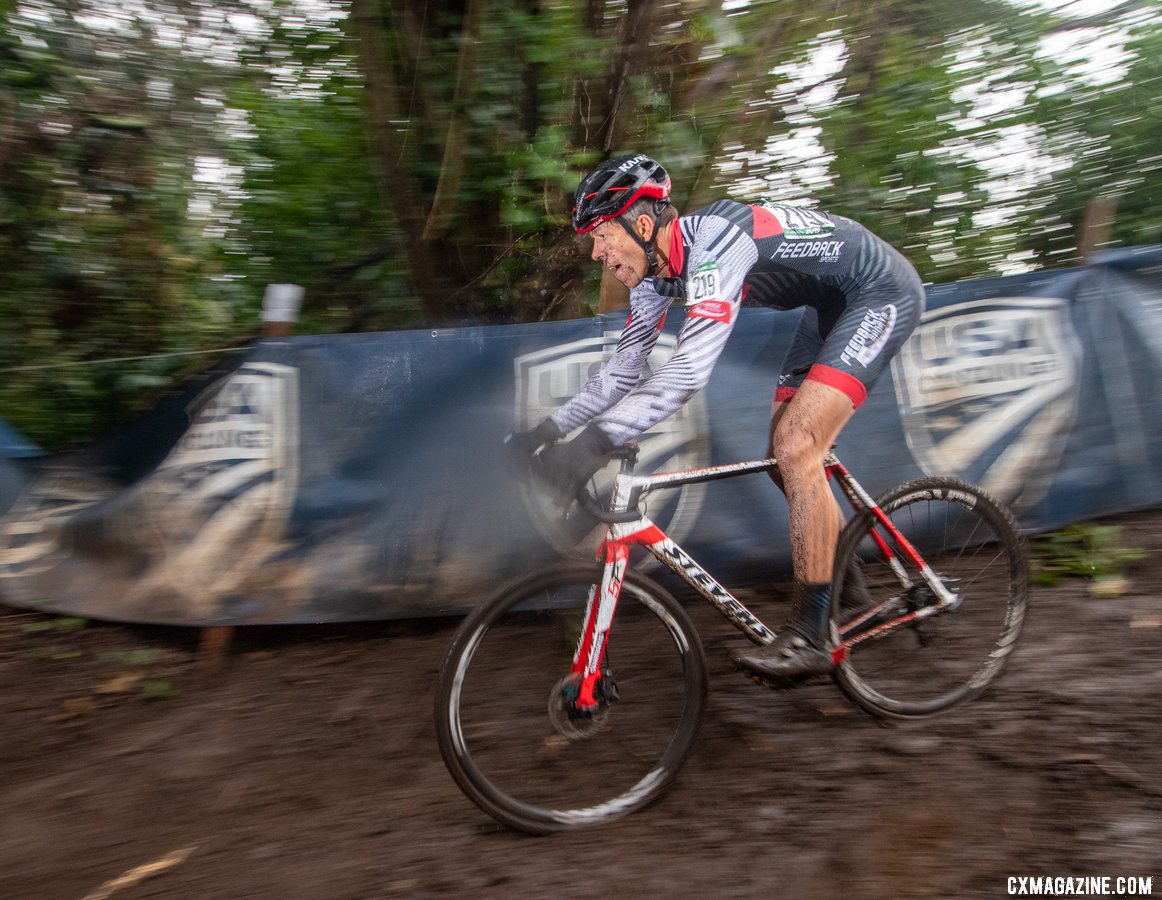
[[435, 447, 1029, 834]]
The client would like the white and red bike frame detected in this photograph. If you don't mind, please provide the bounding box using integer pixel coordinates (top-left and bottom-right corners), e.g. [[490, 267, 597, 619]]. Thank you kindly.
[[568, 450, 961, 711]]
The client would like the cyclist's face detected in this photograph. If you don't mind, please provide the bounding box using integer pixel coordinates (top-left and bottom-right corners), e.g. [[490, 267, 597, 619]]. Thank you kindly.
[[589, 219, 649, 288]]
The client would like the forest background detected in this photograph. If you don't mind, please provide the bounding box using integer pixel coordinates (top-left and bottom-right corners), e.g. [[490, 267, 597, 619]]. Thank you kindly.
[[1, 0, 1159, 450]]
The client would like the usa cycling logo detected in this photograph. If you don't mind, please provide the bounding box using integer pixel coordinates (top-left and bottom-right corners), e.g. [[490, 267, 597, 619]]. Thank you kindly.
[[514, 330, 710, 554], [132, 361, 300, 617], [0, 469, 119, 578], [0, 361, 299, 609], [891, 297, 1081, 512]]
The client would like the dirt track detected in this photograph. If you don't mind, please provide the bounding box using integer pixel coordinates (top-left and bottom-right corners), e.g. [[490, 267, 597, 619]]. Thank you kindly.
[[1, 511, 1160, 899]]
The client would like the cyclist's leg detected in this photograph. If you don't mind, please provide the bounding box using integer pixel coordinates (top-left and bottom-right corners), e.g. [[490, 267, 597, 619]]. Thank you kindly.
[[739, 283, 922, 679], [766, 307, 823, 496], [779, 275, 925, 580], [771, 397, 851, 582], [772, 381, 855, 584], [736, 382, 854, 678], [768, 315, 848, 590]]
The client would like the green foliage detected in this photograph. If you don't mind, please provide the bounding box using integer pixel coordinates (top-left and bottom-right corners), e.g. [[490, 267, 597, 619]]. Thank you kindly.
[[1018, 14, 1162, 262], [1, 0, 1161, 448], [221, 81, 412, 332], [141, 679, 180, 700], [0, 0, 251, 448], [23, 615, 87, 633], [98, 648, 159, 666], [1032, 524, 1147, 586]]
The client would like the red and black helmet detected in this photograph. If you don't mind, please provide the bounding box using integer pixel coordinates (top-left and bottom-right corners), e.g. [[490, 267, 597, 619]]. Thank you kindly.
[[572, 153, 671, 234]]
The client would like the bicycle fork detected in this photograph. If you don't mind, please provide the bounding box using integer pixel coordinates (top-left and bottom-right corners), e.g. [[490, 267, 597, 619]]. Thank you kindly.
[[567, 539, 630, 713]]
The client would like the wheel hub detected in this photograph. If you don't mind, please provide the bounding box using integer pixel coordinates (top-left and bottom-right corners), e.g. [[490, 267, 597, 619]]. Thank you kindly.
[[547, 674, 614, 740]]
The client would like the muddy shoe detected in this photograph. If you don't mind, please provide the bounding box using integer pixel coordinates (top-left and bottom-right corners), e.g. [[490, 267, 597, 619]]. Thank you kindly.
[[733, 627, 833, 680]]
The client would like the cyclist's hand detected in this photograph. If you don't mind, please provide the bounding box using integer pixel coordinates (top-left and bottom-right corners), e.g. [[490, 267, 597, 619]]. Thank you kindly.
[[536, 424, 614, 506], [505, 418, 561, 467]]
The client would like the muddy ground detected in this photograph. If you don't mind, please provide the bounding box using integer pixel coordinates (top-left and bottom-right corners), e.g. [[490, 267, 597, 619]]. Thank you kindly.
[[1, 511, 1160, 900]]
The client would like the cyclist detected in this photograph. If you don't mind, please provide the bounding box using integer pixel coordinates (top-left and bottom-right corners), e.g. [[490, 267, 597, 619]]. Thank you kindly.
[[511, 152, 925, 680]]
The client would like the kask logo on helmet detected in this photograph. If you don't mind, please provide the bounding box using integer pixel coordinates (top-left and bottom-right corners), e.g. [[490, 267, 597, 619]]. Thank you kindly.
[[618, 154, 651, 172]]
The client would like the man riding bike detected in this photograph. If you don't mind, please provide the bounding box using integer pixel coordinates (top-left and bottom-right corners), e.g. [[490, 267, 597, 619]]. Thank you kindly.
[[511, 152, 925, 680]]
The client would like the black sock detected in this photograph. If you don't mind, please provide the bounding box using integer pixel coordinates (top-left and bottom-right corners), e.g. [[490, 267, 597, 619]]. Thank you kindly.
[[792, 581, 831, 642]]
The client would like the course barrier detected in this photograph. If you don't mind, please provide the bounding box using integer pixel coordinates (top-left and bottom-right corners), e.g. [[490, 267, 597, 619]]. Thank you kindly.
[[0, 246, 1159, 625]]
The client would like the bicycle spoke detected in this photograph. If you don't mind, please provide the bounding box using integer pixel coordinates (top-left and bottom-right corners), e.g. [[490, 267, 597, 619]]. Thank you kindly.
[[832, 477, 1028, 718], [436, 564, 707, 833]]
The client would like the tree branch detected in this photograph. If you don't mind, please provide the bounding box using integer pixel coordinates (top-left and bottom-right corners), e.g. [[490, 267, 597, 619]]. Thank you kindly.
[[421, 0, 482, 240], [345, 0, 445, 314], [602, 0, 658, 151]]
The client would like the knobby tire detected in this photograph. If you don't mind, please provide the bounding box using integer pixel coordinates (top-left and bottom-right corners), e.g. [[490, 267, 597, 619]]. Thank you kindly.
[[435, 562, 708, 833], [830, 476, 1029, 718]]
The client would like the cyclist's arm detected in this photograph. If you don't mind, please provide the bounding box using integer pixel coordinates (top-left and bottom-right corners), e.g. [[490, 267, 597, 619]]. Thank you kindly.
[[591, 218, 759, 447], [548, 291, 671, 435]]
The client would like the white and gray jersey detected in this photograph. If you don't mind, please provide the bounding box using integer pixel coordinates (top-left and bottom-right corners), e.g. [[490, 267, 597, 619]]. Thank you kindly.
[[551, 200, 925, 445]]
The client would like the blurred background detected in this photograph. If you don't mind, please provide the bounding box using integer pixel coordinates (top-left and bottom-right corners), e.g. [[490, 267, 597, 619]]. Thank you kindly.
[[1, 0, 1159, 451]]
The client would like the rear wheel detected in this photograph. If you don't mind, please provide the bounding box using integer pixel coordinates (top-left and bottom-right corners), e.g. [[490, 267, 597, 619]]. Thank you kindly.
[[831, 477, 1028, 719], [435, 563, 707, 833]]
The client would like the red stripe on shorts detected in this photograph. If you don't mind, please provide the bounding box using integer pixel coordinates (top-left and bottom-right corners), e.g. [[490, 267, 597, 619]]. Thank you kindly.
[[806, 364, 868, 409]]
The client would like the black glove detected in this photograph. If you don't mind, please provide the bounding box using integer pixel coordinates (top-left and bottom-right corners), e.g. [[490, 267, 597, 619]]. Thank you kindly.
[[505, 418, 562, 465], [536, 424, 615, 506]]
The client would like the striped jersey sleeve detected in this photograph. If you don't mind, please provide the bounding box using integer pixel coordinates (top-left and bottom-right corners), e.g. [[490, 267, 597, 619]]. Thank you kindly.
[[548, 291, 672, 436], [586, 212, 759, 447]]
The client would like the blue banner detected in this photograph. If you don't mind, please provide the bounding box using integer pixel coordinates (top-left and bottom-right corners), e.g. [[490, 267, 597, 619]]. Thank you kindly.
[[0, 246, 1159, 625]]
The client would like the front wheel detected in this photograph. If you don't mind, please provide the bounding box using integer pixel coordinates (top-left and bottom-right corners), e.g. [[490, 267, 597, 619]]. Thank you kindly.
[[435, 563, 708, 833], [831, 477, 1029, 719]]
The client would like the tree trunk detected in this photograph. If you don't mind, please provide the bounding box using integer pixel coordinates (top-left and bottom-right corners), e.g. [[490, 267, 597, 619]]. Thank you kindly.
[[421, 0, 483, 240], [346, 0, 449, 318], [1078, 196, 1117, 259]]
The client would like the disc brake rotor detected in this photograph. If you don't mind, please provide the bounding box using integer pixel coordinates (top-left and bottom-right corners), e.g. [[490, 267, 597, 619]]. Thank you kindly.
[[547, 674, 612, 740]]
